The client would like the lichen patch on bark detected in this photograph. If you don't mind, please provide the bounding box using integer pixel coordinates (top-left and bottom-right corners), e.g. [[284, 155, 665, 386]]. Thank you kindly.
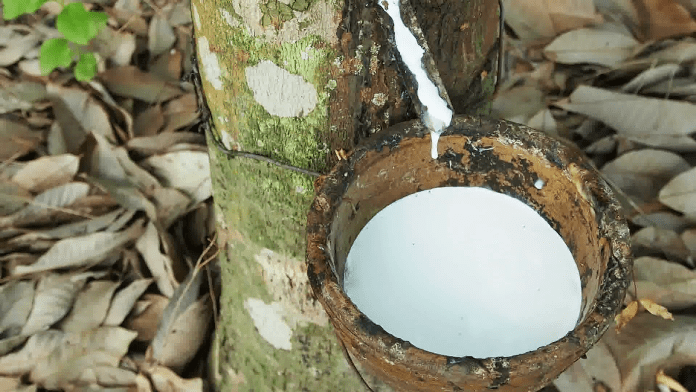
[[220, 8, 241, 28], [245, 60, 318, 117], [232, 0, 339, 45]]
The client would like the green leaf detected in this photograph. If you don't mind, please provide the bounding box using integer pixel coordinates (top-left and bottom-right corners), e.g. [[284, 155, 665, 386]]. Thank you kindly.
[[2, 0, 48, 20], [56, 3, 108, 45], [74, 53, 97, 81], [39, 38, 73, 75]]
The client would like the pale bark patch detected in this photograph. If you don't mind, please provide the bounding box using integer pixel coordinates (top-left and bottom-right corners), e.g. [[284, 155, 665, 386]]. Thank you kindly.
[[254, 248, 328, 327], [243, 298, 293, 350], [192, 4, 201, 31], [245, 60, 318, 117], [197, 37, 223, 90]]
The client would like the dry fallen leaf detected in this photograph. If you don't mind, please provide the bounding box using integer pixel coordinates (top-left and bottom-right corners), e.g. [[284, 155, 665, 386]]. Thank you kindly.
[[502, 0, 600, 41], [0, 180, 32, 216], [615, 300, 638, 333], [11, 154, 80, 193], [0, 327, 137, 390], [491, 85, 546, 124], [162, 93, 198, 133], [46, 83, 115, 154], [88, 80, 135, 140], [0, 28, 39, 67], [167, 1, 192, 26], [642, 0, 696, 41], [98, 66, 183, 103], [150, 187, 191, 229], [645, 79, 696, 97], [600, 149, 690, 203], [0, 280, 35, 339], [0, 335, 29, 359], [127, 132, 206, 155], [544, 27, 638, 67], [560, 313, 696, 392], [89, 176, 158, 221], [630, 210, 691, 233], [639, 299, 674, 321], [632, 257, 696, 310], [152, 297, 212, 372], [150, 49, 183, 82], [0, 119, 43, 161], [0, 78, 47, 114], [0, 182, 91, 228], [125, 294, 169, 342], [135, 222, 177, 297], [149, 270, 209, 372], [59, 280, 121, 332], [683, 229, 696, 260], [621, 64, 681, 93], [20, 273, 93, 336], [12, 220, 145, 275], [606, 313, 696, 391], [83, 132, 129, 182], [554, 340, 621, 392], [0, 0, 213, 386], [149, 12, 177, 58], [636, 40, 696, 68], [656, 369, 689, 392], [103, 279, 153, 327], [133, 105, 165, 137], [91, 27, 137, 67], [38, 208, 132, 240], [145, 364, 203, 392], [658, 167, 696, 218], [142, 150, 212, 204], [556, 85, 696, 151], [0, 376, 23, 391], [526, 108, 558, 136], [109, 0, 147, 35], [632, 227, 693, 264]]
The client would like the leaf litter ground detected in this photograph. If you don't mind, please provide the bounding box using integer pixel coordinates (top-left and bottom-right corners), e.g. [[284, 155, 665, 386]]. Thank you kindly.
[[0, 0, 218, 389]]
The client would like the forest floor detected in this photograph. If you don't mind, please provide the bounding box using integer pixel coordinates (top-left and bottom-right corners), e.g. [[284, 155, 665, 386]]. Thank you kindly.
[[1, 0, 696, 391]]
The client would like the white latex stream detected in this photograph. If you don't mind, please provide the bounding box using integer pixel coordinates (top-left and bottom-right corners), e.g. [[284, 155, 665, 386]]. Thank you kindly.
[[378, 0, 452, 159]]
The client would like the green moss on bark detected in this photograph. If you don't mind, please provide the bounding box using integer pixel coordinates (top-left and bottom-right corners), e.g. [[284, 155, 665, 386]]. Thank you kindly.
[[212, 192, 369, 391], [210, 147, 313, 258]]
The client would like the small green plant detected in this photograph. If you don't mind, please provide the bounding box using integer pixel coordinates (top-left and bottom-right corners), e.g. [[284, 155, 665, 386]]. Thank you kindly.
[[3, 0, 108, 81]]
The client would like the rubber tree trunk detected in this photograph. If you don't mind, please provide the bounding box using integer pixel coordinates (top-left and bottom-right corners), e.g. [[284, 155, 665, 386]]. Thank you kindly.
[[191, 0, 501, 390]]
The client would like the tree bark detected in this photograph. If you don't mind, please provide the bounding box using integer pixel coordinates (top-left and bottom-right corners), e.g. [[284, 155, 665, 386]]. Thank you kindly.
[[191, 0, 500, 390]]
